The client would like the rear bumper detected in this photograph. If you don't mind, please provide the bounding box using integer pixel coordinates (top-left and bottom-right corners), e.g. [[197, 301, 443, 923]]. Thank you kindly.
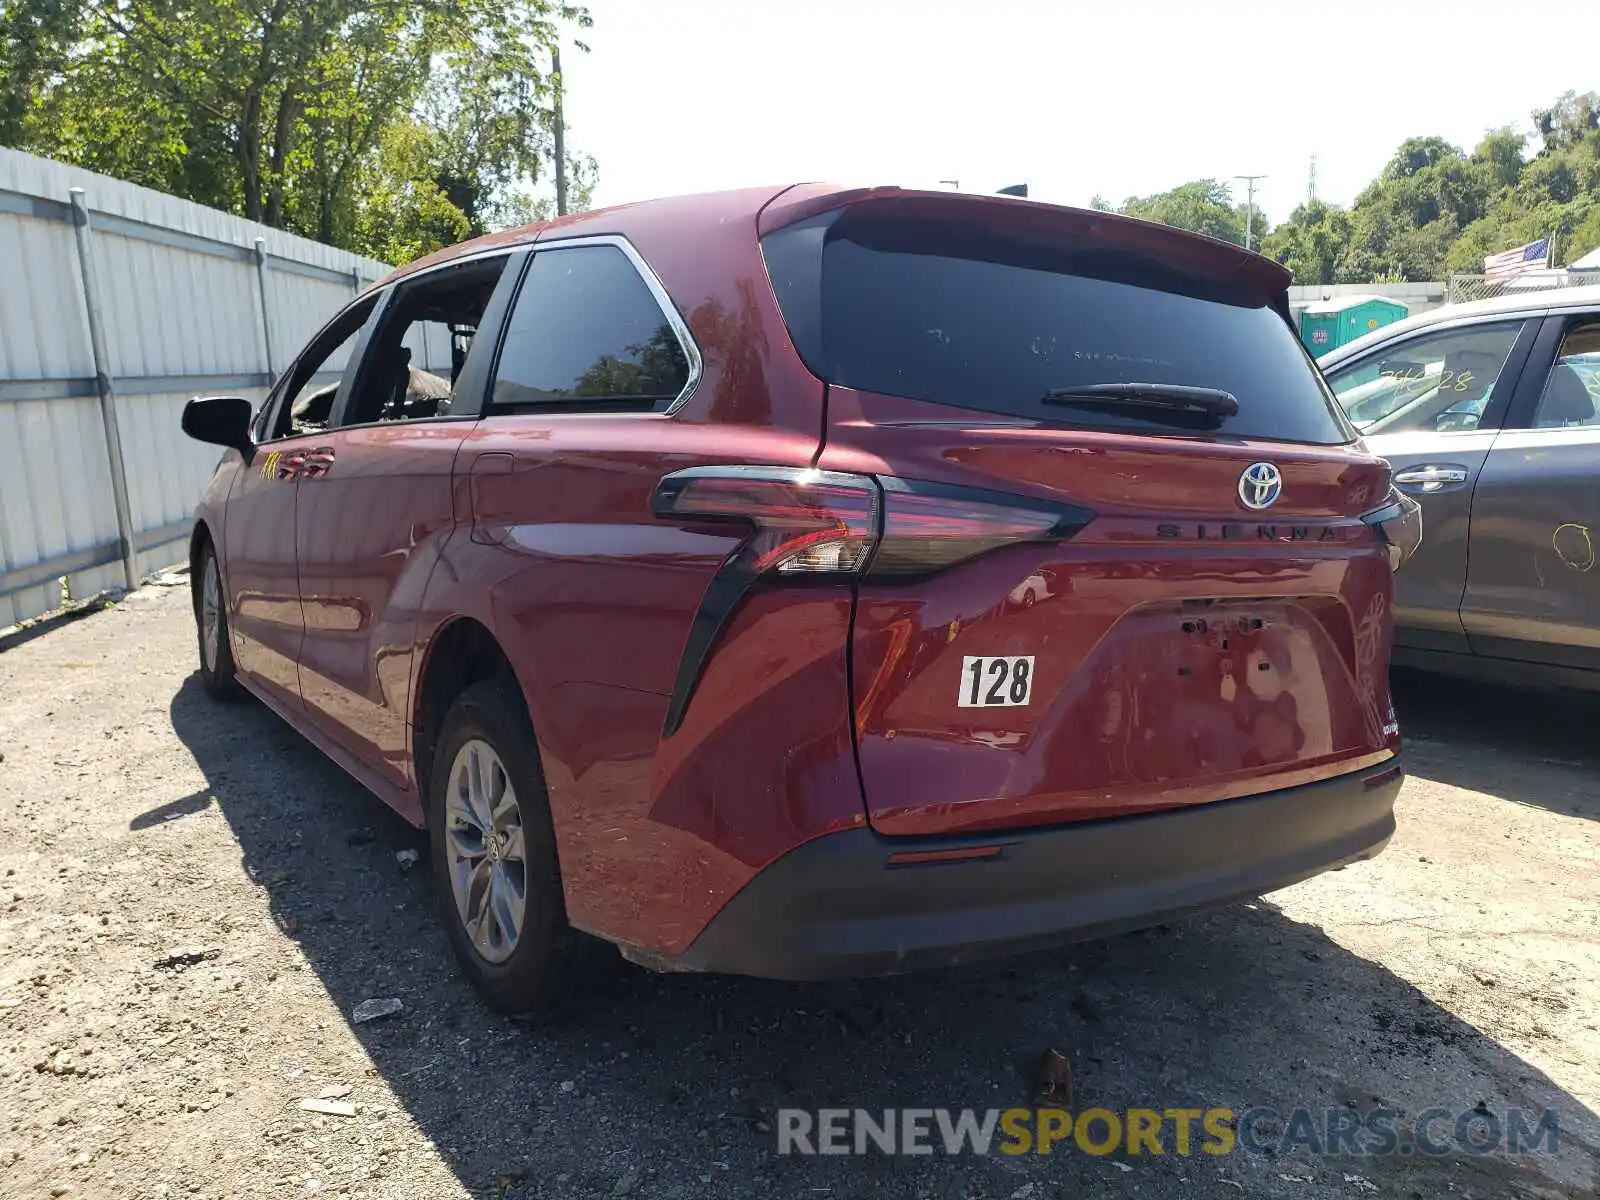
[[657, 759, 1402, 981]]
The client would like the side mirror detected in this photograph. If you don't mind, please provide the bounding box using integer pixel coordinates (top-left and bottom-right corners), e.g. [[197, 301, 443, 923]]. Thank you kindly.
[[182, 395, 255, 461]]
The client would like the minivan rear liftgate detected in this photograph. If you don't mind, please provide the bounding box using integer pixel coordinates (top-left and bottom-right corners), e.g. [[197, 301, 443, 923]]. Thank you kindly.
[[755, 189, 1418, 838]]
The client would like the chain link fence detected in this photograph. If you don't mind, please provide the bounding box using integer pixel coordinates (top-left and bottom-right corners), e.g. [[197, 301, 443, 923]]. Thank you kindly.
[[1445, 271, 1592, 304]]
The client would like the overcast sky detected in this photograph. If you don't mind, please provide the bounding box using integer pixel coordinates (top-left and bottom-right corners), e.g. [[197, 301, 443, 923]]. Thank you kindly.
[[561, 0, 1589, 222]]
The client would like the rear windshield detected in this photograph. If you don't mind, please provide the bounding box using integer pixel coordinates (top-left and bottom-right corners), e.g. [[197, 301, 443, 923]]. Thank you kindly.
[[762, 209, 1352, 445]]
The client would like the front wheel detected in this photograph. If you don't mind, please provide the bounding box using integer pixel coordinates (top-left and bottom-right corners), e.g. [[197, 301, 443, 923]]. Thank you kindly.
[[427, 680, 567, 1014], [195, 541, 242, 700]]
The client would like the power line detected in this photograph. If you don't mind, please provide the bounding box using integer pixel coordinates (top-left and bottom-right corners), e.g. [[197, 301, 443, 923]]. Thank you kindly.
[[1234, 174, 1266, 251]]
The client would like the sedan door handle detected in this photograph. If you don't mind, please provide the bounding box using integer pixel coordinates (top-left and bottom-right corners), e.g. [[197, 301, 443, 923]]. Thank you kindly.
[[1393, 464, 1468, 494]]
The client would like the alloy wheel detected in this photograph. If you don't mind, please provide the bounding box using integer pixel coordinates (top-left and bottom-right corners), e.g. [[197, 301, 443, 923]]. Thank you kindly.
[[444, 738, 527, 964]]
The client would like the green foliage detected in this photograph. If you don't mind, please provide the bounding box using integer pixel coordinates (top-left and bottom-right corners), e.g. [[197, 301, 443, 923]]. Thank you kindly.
[[1260, 201, 1353, 286], [1113, 180, 1269, 248], [1119, 179, 1246, 245], [0, 0, 82, 144], [1121, 91, 1600, 285], [3, 0, 595, 260]]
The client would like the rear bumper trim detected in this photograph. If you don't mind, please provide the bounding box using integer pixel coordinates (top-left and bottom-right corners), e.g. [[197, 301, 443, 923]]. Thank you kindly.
[[659, 760, 1401, 981]]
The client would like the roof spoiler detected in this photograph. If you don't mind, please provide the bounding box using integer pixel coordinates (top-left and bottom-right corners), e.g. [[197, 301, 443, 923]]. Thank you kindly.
[[758, 184, 1292, 313]]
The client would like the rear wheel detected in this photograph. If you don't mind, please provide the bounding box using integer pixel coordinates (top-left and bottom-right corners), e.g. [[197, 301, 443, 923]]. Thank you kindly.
[[426, 680, 566, 1014], [195, 542, 241, 700]]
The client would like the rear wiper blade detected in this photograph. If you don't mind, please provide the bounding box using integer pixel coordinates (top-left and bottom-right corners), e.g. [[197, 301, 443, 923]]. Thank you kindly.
[[1040, 383, 1240, 420]]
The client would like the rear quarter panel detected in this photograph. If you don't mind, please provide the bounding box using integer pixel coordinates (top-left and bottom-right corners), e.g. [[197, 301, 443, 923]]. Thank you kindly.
[[411, 202, 868, 957]]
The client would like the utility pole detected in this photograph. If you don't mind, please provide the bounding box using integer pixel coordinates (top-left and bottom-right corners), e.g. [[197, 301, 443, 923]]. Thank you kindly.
[[1235, 174, 1266, 251], [1308, 155, 1317, 205], [552, 47, 568, 216]]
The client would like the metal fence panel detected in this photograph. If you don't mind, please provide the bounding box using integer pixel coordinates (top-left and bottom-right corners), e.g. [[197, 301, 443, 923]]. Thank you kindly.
[[264, 266, 362, 378], [0, 146, 395, 629]]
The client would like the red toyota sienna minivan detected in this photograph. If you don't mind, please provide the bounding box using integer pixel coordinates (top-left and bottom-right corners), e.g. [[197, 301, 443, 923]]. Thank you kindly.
[[180, 184, 1420, 1012]]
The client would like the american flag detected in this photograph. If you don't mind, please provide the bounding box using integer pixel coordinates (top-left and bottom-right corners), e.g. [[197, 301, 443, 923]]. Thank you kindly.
[[1483, 238, 1551, 282]]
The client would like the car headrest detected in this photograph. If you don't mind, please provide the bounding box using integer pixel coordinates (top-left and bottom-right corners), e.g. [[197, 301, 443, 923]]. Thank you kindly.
[[1441, 347, 1501, 401], [1541, 364, 1596, 425]]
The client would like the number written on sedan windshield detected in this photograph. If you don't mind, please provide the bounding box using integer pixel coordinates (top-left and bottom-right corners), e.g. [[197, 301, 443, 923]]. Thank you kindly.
[[960, 656, 1036, 707]]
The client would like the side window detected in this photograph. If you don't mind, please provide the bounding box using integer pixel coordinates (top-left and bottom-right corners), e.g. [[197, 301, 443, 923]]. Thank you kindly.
[[265, 295, 378, 440], [1531, 322, 1600, 429], [337, 255, 509, 429], [491, 244, 692, 412], [1325, 322, 1522, 436]]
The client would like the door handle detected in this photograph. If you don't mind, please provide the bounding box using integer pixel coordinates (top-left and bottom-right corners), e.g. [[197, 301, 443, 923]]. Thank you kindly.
[[1393, 464, 1468, 494], [300, 447, 335, 479]]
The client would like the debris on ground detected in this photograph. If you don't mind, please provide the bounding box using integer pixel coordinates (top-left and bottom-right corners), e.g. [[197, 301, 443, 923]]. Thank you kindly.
[[1030, 1048, 1072, 1108], [350, 997, 403, 1024], [298, 1098, 357, 1117], [395, 849, 420, 870], [153, 947, 220, 971], [317, 1083, 352, 1100]]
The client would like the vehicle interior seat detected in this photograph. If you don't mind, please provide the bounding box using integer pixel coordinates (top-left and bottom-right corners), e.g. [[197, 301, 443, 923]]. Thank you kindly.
[[1539, 363, 1597, 427]]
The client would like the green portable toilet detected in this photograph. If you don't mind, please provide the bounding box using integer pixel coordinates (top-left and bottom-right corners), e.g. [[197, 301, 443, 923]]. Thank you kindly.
[[1299, 295, 1409, 356]]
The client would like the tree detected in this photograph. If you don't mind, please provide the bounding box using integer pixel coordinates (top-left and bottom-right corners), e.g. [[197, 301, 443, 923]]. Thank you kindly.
[[1381, 136, 1458, 181], [1472, 126, 1526, 190], [0, 0, 81, 144], [1533, 90, 1600, 154], [1259, 201, 1354, 285], [1118, 179, 1250, 245], [5, 0, 595, 259], [1235, 202, 1269, 250], [1104, 90, 1600, 283]]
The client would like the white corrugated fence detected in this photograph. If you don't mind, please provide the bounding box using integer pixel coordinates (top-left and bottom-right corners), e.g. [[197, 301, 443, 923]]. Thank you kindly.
[[0, 147, 397, 628]]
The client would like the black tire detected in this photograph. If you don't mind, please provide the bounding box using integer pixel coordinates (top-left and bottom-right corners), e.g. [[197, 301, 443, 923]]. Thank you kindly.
[[194, 540, 242, 701], [426, 680, 567, 1014]]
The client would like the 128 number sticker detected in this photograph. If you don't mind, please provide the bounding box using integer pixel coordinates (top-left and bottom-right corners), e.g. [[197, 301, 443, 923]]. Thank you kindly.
[[959, 656, 1035, 708]]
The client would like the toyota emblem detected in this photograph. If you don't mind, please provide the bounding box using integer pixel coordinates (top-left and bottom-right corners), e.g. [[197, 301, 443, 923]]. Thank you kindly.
[[1238, 462, 1283, 510]]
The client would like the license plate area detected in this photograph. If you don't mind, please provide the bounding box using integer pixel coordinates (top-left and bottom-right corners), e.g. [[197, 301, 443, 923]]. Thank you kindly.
[[1172, 603, 1274, 682]]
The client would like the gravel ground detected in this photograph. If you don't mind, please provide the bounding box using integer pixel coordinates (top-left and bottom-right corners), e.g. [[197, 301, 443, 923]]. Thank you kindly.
[[1, 579, 1598, 1200]]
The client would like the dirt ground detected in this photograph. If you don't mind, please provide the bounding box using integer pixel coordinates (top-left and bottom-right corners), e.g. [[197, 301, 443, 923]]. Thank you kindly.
[[0, 579, 1597, 1200]]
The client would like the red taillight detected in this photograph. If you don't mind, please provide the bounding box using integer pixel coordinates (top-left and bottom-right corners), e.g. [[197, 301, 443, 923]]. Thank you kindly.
[[649, 466, 1095, 735], [869, 479, 1094, 580], [1362, 490, 1423, 572], [655, 468, 879, 576]]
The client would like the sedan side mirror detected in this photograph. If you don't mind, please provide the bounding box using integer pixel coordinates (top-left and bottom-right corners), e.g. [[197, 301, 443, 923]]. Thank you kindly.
[[182, 395, 255, 461]]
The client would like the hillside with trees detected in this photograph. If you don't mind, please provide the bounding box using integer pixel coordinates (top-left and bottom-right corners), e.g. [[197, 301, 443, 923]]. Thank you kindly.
[[0, 0, 594, 263], [1106, 90, 1600, 284]]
